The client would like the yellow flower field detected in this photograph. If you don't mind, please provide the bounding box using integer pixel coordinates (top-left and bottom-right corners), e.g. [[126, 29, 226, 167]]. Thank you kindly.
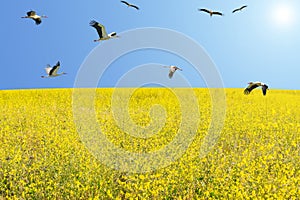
[[0, 88, 299, 199]]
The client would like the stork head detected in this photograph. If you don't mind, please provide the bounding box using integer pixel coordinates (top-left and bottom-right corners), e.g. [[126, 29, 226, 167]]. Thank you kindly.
[[248, 82, 253, 84]]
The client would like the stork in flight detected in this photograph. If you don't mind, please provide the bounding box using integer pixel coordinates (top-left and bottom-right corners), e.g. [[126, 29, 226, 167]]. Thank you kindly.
[[164, 66, 182, 79], [232, 5, 248, 13], [198, 8, 223, 17], [89, 20, 119, 42], [21, 10, 47, 25], [244, 82, 269, 96], [41, 61, 66, 78], [121, 1, 139, 10]]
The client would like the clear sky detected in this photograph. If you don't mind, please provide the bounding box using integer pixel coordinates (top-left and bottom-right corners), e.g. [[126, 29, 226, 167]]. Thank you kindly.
[[1, 0, 300, 89]]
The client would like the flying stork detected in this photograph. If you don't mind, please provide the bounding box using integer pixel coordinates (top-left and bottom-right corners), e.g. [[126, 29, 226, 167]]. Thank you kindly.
[[89, 20, 119, 42], [21, 10, 47, 25], [198, 8, 223, 17], [244, 82, 269, 96], [120, 1, 139, 10], [164, 66, 182, 79], [232, 5, 248, 13], [41, 61, 66, 78]]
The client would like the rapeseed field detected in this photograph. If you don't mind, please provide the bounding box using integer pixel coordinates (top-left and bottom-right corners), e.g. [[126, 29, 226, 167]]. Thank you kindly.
[[0, 88, 299, 199]]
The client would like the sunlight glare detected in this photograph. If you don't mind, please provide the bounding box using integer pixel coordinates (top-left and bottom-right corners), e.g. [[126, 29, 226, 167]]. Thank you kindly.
[[272, 3, 295, 28]]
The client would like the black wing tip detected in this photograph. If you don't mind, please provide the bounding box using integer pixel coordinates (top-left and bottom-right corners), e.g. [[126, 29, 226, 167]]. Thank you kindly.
[[262, 85, 268, 95], [35, 19, 42, 25], [262, 89, 267, 95], [89, 20, 98, 26], [244, 89, 250, 95], [27, 10, 35, 14]]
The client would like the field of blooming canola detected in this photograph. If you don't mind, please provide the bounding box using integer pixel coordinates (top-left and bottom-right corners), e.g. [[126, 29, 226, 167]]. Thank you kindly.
[[0, 88, 299, 199]]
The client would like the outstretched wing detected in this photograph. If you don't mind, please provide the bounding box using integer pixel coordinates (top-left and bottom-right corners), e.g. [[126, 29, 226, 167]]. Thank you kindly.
[[199, 8, 210, 14], [90, 20, 108, 38], [240, 5, 248, 10], [49, 61, 60, 76], [131, 4, 139, 10], [232, 5, 247, 13], [212, 11, 223, 16], [121, 1, 130, 6], [232, 8, 239, 13], [244, 83, 259, 95]]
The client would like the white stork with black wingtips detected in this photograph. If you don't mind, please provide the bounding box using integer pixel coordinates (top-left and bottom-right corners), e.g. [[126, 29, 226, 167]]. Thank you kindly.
[[198, 8, 224, 17], [164, 65, 182, 79], [89, 20, 119, 42], [244, 81, 269, 96], [232, 5, 248, 13], [41, 61, 66, 78], [121, 1, 139, 10], [21, 10, 47, 25]]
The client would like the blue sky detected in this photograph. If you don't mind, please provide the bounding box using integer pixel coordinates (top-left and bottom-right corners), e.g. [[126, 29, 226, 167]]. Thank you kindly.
[[1, 0, 300, 89]]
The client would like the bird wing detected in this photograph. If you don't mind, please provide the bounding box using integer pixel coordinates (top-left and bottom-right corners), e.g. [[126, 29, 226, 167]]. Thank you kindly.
[[49, 61, 60, 76], [169, 70, 175, 79], [262, 84, 268, 96], [34, 18, 42, 25], [90, 20, 108, 38], [244, 83, 259, 95], [27, 11, 36, 16], [233, 5, 247, 13], [131, 5, 139, 10], [199, 9, 210, 14], [240, 5, 247, 10], [232, 8, 239, 13], [121, 1, 130, 6], [212, 11, 223, 16], [168, 67, 177, 79]]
